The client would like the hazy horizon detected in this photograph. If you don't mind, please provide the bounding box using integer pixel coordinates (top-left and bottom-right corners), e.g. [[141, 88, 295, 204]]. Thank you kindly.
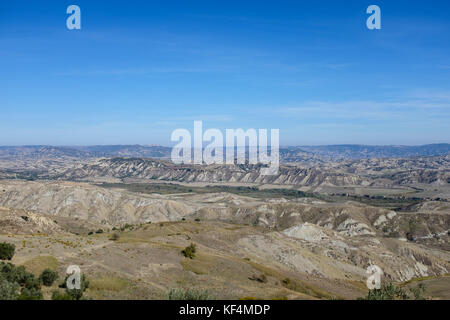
[[1, 142, 449, 148]]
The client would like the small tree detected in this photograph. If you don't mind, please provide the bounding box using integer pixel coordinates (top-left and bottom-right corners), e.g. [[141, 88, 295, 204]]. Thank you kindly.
[[0, 277, 19, 300], [24, 276, 41, 290], [0, 243, 15, 260], [0, 263, 33, 287], [0, 261, 47, 300], [17, 287, 43, 300], [40, 269, 59, 286], [181, 243, 196, 259]]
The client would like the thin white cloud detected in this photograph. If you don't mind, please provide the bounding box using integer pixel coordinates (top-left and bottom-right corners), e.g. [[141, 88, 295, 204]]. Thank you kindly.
[[150, 115, 234, 127], [173, 115, 234, 122], [277, 94, 450, 120], [53, 67, 227, 76]]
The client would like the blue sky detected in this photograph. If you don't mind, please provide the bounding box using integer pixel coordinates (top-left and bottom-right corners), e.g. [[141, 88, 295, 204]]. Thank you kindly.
[[0, 0, 449, 146]]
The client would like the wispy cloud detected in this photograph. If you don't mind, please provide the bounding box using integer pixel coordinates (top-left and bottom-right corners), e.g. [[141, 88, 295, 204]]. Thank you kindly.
[[151, 115, 234, 127], [323, 63, 351, 70], [277, 93, 450, 121], [173, 115, 234, 122], [53, 67, 228, 76]]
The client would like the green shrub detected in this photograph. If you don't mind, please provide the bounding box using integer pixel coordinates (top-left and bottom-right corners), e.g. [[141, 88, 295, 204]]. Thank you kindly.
[[249, 273, 267, 283], [40, 268, 59, 286], [0, 243, 15, 260], [0, 262, 32, 286], [181, 243, 196, 259], [17, 287, 43, 300], [364, 283, 408, 300], [120, 223, 134, 231], [51, 290, 73, 300], [95, 229, 104, 234], [362, 282, 427, 300], [24, 276, 41, 290], [168, 288, 213, 300], [0, 277, 19, 300], [0, 261, 50, 300]]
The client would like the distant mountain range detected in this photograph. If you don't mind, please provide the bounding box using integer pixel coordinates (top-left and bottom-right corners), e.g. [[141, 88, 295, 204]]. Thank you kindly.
[[0, 143, 449, 161], [0, 145, 172, 160], [286, 143, 450, 160]]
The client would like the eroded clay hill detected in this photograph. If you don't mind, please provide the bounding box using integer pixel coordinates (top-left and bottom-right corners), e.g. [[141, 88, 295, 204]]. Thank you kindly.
[[0, 180, 448, 288]]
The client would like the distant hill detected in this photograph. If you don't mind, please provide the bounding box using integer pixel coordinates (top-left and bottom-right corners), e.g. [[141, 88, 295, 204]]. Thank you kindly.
[[0, 143, 448, 161], [0, 145, 172, 159], [285, 143, 450, 160], [72, 145, 172, 158]]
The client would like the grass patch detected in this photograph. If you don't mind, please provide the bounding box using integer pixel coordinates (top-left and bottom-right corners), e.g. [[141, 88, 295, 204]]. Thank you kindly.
[[281, 277, 333, 299], [115, 236, 150, 244], [99, 182, 314, 200], [22, 256, 58, 276], [180, 253, 217, 275], [319, 193, 424, 210], [89, 276, 129, 292], [168, 288, 214, 300], [224, 226, 245, 231], [247, 261, 334, 299], [401, 274, 450, 286]]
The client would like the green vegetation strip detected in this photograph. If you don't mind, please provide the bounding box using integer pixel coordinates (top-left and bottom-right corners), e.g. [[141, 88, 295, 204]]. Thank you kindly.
[[99, 182, 314, 199]]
